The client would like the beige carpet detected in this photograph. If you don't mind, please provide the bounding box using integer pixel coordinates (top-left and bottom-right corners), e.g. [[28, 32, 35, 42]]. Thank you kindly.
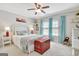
[[0, 42, 72, 56]]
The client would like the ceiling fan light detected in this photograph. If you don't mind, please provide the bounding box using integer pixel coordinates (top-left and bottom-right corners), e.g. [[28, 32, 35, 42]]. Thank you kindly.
[[36, 9, 41, 12]]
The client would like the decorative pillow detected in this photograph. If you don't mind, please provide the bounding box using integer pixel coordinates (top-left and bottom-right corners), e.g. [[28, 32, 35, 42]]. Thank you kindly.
[[16, 31, 28, 35]]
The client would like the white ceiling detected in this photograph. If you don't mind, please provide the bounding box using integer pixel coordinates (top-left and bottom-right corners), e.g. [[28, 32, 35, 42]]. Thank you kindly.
[[0, 3, 79, 18]]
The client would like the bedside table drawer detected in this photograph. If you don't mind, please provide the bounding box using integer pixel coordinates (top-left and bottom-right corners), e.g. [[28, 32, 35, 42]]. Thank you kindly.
[[2, 36, 11, 46], [4, 39, 10, 42]]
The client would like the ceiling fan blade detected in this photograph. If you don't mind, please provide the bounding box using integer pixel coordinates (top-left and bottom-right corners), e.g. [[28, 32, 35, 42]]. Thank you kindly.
[[34, 3, 37, 6], [34, 3, 41, 9], [35, 12, 37, 15], [41, 10, 46, 13], [38, 4, 41, 9], [27, 8, 35, 10], [42, 6, 49, 9], [34, 3, 38, 8]]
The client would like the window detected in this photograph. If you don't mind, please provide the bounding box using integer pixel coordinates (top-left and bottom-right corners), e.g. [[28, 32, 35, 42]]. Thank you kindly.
[[42, 19, 59, 36], [52, 20, 59, 36], [52, 29, 59, 36], [52, 20, 59, 28], [43, 21, 49, 28], [43, 21, 49, 35]]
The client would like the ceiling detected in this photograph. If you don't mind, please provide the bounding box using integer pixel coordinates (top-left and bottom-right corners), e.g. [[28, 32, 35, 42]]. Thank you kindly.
[[0, 3, 79, 19]]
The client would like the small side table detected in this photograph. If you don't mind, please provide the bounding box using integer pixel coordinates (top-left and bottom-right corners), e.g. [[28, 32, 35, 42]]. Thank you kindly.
[[2, 36, 11, 47], [0, 36, 3, 48]]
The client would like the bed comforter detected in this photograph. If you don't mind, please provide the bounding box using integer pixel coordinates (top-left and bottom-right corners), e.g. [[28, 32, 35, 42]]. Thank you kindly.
[[12, 34, 44, 53]]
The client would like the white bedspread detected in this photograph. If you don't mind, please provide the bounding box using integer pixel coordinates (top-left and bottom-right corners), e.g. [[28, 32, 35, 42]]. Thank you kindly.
[[12, 34, 43, 53]]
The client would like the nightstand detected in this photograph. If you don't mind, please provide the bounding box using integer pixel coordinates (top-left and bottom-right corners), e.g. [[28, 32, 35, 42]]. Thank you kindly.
[[0, 36, 3, 48], [2, 36, 11, 47]]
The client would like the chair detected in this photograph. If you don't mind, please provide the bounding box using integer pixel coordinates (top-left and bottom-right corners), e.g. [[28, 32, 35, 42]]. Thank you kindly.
[[63, 37, 70, 46]]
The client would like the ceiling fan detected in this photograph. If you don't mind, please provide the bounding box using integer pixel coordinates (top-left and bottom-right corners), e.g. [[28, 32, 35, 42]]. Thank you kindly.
[[27, 3, 50, 15]]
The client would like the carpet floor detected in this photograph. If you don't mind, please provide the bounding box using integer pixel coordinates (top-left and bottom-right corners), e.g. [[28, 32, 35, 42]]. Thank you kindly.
[[0, 42, 72, 56]]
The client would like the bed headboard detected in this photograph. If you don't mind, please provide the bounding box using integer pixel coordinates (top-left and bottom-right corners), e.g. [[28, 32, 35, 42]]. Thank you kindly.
[[11, 22, 29, 35]]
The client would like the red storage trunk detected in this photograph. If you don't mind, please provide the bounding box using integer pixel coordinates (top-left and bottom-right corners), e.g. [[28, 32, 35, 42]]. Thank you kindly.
[[34, 36, 50, 54]]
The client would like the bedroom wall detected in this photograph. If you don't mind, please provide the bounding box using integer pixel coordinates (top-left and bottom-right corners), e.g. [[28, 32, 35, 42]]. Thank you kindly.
[[36, 7, 79, 42], [53, 12, 76, 40], [0, 10, 33, 34], [65, 13, 75, 39]]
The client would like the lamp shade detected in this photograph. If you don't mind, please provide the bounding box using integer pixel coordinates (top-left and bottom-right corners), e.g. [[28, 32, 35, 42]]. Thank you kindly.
[[5, 27, 10, 31]]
